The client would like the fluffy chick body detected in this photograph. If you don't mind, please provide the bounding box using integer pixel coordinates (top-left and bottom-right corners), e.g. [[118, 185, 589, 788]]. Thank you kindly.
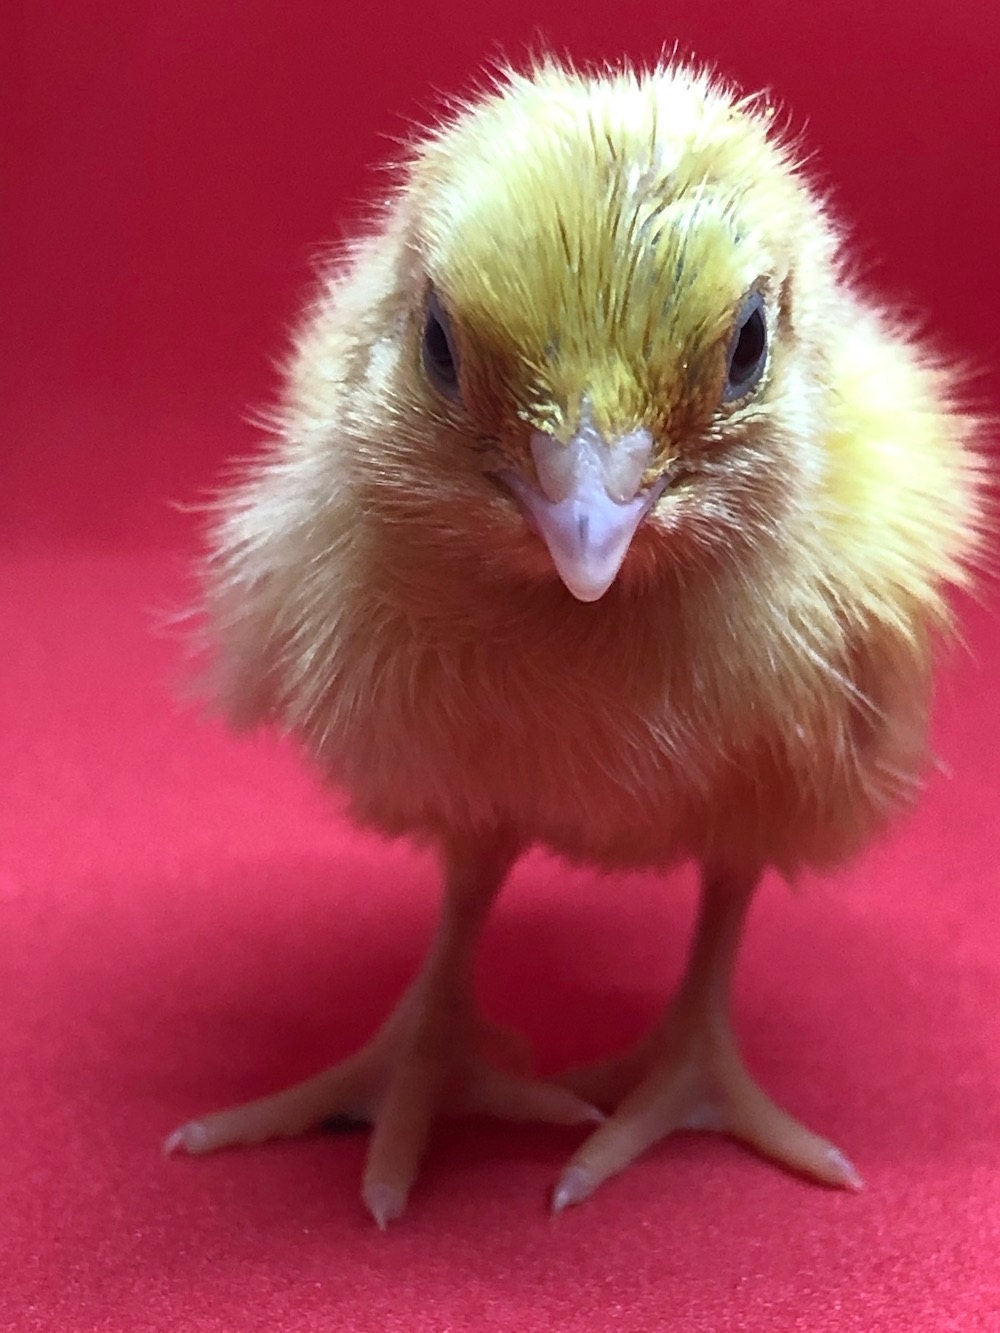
[[178, 62, 985, 1220], [207, 64, 980, 879]]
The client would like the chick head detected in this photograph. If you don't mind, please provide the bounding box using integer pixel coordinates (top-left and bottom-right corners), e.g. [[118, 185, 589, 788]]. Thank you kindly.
[[382, 62, 841, 602]]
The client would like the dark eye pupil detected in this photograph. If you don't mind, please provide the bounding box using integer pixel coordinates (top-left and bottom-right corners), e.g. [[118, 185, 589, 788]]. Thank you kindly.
[[724, 294, 768, 402], [424, 314, 454, 378], [731, 310, 765, 378], [422, 296, 460, 396]]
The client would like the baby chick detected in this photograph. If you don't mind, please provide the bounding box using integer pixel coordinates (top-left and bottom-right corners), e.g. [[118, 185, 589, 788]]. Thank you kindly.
[[165, 60, 985, 1225]]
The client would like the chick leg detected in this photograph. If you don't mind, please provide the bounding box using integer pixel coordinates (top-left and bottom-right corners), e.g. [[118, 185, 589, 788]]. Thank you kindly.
[[552, 866, 862, 1211], [164, 834, 600, 1226]]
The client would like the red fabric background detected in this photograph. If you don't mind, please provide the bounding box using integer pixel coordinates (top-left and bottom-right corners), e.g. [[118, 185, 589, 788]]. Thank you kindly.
[[2, 3, 998, 1330]]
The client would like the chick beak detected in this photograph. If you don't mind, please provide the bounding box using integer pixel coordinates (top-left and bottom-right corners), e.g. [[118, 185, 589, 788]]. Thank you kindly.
[[501, 422, 664, 602]]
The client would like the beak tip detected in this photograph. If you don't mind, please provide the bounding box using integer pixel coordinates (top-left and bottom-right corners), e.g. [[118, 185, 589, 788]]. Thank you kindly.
[[555, 564, 620, 603], [544, 500, 646, 604]]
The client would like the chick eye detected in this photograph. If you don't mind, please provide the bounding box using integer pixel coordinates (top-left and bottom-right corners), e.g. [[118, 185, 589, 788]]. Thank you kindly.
[[422, 289, 461, 399], [723, 290, 768, 403]]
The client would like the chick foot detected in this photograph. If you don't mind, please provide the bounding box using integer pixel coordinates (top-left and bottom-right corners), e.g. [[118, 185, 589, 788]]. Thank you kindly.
[[165, 833, 600, 1226], [165, 980, 598, 1225], [553, 1004, 860, 1210], [552, 865, 862, 1211]]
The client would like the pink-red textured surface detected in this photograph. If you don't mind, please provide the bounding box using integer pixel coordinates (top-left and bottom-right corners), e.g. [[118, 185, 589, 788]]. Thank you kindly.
[[3, 3, 998, 1330]]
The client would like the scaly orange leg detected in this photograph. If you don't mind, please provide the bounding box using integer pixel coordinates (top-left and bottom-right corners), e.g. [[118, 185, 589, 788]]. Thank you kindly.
[[553, 866, 862, 1211], [164, 833, 601, 1227]]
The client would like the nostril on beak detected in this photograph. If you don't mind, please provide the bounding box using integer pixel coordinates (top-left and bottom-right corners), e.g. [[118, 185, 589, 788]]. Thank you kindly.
[[529, 418, 655, 506]]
